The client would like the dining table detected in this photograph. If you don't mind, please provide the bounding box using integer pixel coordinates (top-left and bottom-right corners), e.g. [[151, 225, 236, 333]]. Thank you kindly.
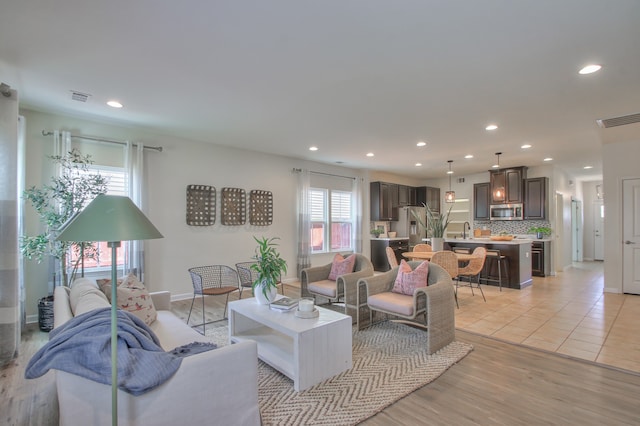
[[402, 251, 474, 262]]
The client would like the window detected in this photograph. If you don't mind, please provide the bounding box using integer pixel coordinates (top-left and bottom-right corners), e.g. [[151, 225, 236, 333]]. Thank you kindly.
[[68, 165, 128, 271], [309, 188, 353, 253]]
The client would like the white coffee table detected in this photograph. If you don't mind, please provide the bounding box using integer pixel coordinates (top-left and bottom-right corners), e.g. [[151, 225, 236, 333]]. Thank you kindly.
[[228, 297, 352, 391]]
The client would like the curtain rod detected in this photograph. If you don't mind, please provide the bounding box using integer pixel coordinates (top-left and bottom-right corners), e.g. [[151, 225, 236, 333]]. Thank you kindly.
[[42, 130, 163, 152], [292, 168, 355, 180]]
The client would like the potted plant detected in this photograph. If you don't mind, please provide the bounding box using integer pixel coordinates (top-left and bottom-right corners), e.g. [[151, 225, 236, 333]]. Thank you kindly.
[[250, 236, 288, 304], [412, 204, 453, 251], [528, 226, 552, 239], [370, 228, 383, 238]]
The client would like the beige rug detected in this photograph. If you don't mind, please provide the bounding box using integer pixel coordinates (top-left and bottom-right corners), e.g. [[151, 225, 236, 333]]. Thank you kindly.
[[206, 321, 473, 425]]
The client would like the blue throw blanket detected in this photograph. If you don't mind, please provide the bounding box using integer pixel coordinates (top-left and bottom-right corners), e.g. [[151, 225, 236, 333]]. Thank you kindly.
[[26, 307, 183, 395]]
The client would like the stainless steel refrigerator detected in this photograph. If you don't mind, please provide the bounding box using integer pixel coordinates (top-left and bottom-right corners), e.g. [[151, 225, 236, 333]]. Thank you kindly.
[[392, 206, 426, 250]]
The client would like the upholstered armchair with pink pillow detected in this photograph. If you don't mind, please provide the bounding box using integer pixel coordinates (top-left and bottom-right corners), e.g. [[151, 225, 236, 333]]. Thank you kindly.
[[356, 261, 455, 354], [301, 253, 374, 321]]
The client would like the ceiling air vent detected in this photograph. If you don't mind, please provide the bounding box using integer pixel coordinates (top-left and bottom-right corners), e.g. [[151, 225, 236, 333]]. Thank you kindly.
[[70, 90, 91, 102], [596, 112, 640, 128]]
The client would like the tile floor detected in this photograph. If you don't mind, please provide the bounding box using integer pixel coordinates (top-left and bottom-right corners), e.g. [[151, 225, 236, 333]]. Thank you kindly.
[[285, 261, 640, 374], [453, 261, 640, 373]]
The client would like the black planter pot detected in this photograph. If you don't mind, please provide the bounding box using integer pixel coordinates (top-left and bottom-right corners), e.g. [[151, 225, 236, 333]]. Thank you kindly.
[[38, 295, 54, 332]]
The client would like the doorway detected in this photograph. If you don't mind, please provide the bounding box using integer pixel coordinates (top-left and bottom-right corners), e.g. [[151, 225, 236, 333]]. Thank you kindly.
[[555, 193, 564, 273], [572, 200, 583, 262], [622, 178, 640, 294], [594, 199, 604, 261]]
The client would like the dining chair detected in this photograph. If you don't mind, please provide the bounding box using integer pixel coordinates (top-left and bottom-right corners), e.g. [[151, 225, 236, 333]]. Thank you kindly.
[[235, 261, 258, 299], [430, 250, 460, 308], [385, 246, 399, 269], [457, 247, 487, 302], [187, 265, 240, 334], [413, 243, 432, 252]]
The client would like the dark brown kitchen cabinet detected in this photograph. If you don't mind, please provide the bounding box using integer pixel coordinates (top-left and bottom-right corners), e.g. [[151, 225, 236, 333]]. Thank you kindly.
[[490, 166, 527, 204], [397, 185, 411, 207], [524, 177, 548, 219], [474, 182, 491, 220], [370, 181, 398, 221], [415, 186, 440, 213]]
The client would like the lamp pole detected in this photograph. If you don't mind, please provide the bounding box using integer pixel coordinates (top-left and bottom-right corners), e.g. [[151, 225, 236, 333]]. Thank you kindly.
[[108, 241, 120, 426]]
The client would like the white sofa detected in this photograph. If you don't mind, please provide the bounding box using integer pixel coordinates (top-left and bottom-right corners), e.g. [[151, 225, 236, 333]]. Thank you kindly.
[[53, 278, 261, 426]]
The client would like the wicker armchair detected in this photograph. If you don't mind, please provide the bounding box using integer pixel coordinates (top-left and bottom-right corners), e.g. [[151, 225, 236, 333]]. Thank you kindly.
[[430, 250, 460, 308], [356, 261, 455, 354], [385, 246, 399, 269], [300, 253, 374, 321], [413, 243, 432, 252], [457, 247, 487, 302]]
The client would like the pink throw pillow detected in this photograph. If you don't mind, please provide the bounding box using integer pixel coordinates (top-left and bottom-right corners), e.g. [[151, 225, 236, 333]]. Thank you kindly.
[[328, 254, 357, 281], [392, 260, 429, 296], [98, 273, 157, 325]]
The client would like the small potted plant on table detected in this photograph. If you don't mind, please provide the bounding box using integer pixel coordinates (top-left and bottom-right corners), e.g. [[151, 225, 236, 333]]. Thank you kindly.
[[528, 226, 552, 239], [251, 236, 288, 304]]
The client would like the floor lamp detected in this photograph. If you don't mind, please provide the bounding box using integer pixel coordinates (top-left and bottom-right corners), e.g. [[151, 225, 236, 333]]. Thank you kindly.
[[56, 194, 163, 426]]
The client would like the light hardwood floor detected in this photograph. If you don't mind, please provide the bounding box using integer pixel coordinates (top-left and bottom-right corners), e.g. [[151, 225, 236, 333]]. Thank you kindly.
[[3, 262, 640, 425]]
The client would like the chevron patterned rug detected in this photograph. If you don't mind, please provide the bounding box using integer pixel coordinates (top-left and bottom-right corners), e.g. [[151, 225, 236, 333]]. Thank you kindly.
[[206, 321, 473, 425]]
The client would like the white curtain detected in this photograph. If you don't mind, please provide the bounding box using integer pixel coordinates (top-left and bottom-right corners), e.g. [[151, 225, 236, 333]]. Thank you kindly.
[[0, 86, 19, 365], [123, 141, 146, 282], [52, 131, 71, 286], [296, 168, 311, 278], [352, 177, 363, 253]]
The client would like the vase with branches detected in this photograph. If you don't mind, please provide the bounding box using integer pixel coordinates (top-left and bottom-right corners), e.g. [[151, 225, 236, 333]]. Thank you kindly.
[[21, 148, 108, 287], [412, 203, 453, 238]]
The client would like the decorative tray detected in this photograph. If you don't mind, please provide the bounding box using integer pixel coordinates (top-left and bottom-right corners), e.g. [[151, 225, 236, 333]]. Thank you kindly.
[[295, 308, 319, 319], [490, 235, 514, 241]]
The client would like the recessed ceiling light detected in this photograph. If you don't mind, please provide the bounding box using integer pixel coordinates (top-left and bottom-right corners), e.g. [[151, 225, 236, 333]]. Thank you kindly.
[[584, 165, 593, 169], [107, 100, 123, 108], [366, 152, 374, 157], [415, 163, 422, 167], [521, 144, 532, 149], [543, 157, 553, 162], [416, 141, 426, 147], [464, 154, 474, 159], [579, 64, 602, 75], [309, 146, 318, 151], [485, 124, 498, 131]]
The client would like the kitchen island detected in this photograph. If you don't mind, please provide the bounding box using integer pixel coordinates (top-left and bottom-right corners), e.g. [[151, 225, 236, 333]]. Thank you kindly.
[[428, 238, 533, 289]]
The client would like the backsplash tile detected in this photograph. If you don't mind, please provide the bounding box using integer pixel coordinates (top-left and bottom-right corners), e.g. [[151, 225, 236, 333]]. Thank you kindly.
[[473, 220, 551, 235]]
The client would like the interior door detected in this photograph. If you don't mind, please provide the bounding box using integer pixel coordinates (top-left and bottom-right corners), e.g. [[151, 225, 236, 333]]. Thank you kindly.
[[622, 178, 640, 294], [594, 200, 604, 260]]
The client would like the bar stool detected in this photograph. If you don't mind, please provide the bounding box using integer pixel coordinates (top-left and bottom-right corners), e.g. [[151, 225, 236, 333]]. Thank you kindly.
[[483, 249, 509, 291]]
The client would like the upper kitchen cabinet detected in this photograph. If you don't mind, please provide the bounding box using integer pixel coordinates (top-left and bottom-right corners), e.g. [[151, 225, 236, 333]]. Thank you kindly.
[[397, 185, 411, 207], [490, 166, 527, 204], [474, 182, 491, 220], [415, 186, 440, 213], [524, 177, 548, 219], [370, 181, 398, 221]]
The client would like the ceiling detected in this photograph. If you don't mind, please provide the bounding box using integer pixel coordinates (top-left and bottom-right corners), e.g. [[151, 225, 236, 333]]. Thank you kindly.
[[2, 0, 640, 181]]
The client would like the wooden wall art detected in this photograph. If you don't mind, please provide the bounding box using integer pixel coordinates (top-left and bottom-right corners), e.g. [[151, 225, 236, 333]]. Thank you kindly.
[[186, 185, 215, 226], [249, 190, 273, 226], [221, 187, 246, 225]]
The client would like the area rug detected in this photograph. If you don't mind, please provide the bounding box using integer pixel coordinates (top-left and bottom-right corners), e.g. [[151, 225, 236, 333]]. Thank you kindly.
[[206, 321, 473, 425]]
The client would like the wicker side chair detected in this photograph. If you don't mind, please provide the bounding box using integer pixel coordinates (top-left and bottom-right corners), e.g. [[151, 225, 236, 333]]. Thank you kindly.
[[385, 246, 399, 269], [357, 261, 455, 354], [187, 265, 239, 334], [235, 261, 259, 299], [300, 253, 374, 321], [413, 243, 432, 252], [457, 247, 487, 302], [430, 250, 460, 309]]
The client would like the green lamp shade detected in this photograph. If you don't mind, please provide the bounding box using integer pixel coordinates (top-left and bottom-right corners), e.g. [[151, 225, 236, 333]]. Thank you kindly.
[[57, 194, 163, 242]]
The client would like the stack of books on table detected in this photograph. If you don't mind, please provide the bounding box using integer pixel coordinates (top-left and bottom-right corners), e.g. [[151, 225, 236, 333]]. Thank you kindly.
[[270, 297, 299, 312]]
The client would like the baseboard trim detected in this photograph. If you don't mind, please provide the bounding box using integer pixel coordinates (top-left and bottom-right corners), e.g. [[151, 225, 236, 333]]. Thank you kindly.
[[26, 314, 38, 324]]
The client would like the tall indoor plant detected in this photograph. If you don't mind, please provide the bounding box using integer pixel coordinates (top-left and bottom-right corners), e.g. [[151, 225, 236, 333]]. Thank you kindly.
[[412, 204, 453, 251], [251, 236, 288, 304], [21, 148, 108, 288]]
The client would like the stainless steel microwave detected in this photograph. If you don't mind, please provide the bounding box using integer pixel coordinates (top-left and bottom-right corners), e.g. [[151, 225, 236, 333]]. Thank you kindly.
[[490, 203, 523, 221]]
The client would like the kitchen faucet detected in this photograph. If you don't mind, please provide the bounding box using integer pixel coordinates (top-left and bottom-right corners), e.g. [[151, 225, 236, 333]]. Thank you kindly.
[[463, 222, 471, 239]]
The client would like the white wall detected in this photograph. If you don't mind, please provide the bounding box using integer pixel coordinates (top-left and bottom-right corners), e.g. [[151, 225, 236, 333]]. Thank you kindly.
[[21, 109, 366, 317], [581, 180, 603, 260], [603, 139, 640, 293]]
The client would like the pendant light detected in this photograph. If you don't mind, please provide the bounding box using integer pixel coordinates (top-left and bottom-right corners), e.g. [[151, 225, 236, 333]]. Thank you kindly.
[[492, 152, 506, 202], [445, 160, 455, 203]]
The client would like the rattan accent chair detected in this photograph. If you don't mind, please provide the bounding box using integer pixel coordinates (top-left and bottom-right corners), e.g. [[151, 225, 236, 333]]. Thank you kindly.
[[430, 250, 460, 308], [235, 261, 259, 299], [187, 265, 239, 334], [385, 246, 399, 269], [300, 253, 374, 320], [356, 261, 456, 354], [413, 243, 432, 252], [457, 247, 487, 302]]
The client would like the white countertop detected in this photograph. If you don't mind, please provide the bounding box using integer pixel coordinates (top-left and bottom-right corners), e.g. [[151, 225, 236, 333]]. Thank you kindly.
[[423, 237, 547, 245], [371, 237, 409, 241]]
